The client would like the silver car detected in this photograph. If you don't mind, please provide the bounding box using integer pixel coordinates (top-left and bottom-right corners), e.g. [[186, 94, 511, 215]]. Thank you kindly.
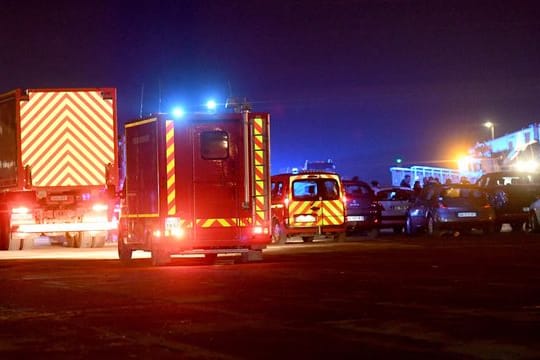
[[406, 183, 496, 236], [375, 187, 414, 233]]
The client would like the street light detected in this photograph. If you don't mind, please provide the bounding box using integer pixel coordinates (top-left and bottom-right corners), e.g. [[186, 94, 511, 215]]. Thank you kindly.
[[484, 121, 495, 140]]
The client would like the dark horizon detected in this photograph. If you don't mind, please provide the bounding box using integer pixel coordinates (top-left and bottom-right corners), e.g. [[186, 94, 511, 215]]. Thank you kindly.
[[2, 0, 539, 183]]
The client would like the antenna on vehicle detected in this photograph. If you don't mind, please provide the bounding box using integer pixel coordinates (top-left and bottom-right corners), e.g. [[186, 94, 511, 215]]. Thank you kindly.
[[139, 83, 144, 118], [158, 79, 162, 114]]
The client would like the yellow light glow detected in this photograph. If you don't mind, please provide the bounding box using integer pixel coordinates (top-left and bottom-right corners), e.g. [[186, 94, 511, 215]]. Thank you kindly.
[[457, 155, 472, 172]]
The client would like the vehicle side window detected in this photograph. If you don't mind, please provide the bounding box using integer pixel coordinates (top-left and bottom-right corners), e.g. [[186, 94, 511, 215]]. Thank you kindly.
[[201, 131, 229, 160], [271, 181, 284, 200]]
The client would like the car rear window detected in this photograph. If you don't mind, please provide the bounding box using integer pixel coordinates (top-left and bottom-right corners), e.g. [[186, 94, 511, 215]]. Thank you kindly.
[[376, 189, 413, 201], [292, 179, 340, 200], [441, 187, 486, 199], [344, 183, 371, 197]]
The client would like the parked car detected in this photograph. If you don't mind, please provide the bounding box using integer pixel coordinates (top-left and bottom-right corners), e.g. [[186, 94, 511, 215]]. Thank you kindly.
[[406, 183, 495, 236], [476, 171, 540, 232], [342, 178, 380, 238], [375, 187, 414, 233]]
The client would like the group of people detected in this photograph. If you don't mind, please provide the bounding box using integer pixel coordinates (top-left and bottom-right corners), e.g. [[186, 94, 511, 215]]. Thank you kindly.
[[397, 174, 471, 195]]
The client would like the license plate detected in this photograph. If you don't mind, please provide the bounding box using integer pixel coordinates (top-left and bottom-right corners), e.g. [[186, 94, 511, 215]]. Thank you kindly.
[[457, 212, 477, 218], [523, 207, 530, 212], [347, 215, 365, 221], [50, 195, 69, 202], [295, 214, 316, 223]]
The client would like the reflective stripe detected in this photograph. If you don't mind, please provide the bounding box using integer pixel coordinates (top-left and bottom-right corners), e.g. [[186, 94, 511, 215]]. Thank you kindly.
[[166, 120, 176, 215]]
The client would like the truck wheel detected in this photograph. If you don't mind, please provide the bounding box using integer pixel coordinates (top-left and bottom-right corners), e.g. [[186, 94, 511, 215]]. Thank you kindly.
[[118, 239, 133, 263], [302, 236, 314, 243], [272, 221, 287, 244]]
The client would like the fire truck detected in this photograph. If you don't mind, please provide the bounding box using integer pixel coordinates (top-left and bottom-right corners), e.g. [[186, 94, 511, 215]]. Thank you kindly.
[[0, 88, 119, 250], [118, 109, 271, 265]]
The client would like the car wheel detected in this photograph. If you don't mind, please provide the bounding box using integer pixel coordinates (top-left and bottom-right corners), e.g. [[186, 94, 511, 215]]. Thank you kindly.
[[302, 236, 314, 243], [393, 226, 403, 234], [494, 222, 503, 233], [427, 216, 442, 237], [529, 211, 540, 233]]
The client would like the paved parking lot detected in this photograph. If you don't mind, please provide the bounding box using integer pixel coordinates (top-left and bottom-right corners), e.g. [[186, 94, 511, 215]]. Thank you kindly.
[[1, 233, 540, 359]]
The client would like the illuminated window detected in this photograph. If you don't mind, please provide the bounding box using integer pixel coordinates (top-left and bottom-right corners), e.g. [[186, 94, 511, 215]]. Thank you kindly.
[[201, 131, 229, 159]]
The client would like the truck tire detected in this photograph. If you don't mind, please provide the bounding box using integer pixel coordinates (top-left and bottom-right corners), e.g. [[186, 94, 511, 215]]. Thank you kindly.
[[118, 239, 133, 263]]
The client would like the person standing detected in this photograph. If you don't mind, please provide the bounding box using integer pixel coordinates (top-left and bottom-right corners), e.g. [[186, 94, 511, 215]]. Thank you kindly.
[[400, 174, 411, 188]]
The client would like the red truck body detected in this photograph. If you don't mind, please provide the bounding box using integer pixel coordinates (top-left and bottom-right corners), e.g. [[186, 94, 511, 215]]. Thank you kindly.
[[118, 111, 271, 265], [0, 88, 119, 250]]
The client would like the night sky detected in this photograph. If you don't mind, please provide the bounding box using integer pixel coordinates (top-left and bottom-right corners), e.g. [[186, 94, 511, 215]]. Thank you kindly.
[[2, 0, 539, 183]]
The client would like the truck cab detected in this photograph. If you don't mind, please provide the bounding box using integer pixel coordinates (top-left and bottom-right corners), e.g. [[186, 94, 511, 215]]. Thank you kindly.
[[271, 171, 346, 243]]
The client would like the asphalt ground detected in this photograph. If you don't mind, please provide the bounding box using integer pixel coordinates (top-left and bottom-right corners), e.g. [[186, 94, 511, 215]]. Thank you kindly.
[[1, 232, 540, 359]]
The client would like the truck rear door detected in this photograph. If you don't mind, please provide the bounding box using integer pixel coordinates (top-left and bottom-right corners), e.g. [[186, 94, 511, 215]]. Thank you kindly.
[[191, 120, 243, 243]]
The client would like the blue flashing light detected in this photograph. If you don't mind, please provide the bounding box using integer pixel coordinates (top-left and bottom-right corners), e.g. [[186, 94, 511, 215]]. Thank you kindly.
[[172, 107, 185, 118], [206, 100, 217, 111]]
